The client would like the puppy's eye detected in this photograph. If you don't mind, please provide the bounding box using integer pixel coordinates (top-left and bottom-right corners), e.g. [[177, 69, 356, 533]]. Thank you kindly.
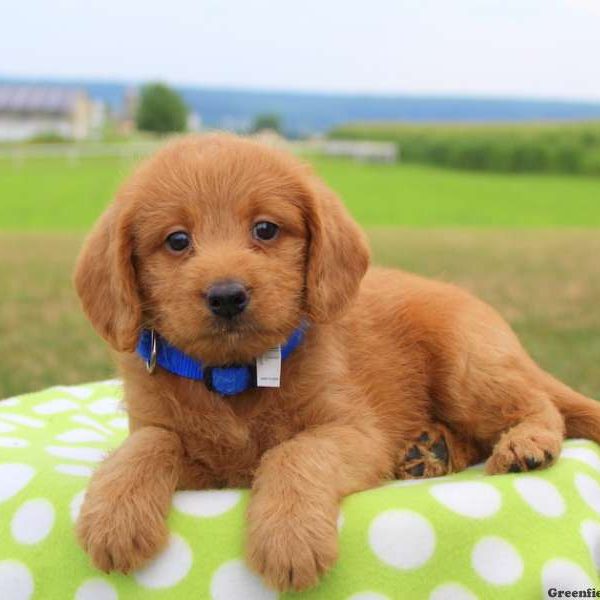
[[165, 231, 190, 253], [252, 221, 279, 242]]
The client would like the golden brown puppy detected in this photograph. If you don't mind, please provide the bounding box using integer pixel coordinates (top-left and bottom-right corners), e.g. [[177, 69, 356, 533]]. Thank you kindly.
[[74, 133, 600, 592]]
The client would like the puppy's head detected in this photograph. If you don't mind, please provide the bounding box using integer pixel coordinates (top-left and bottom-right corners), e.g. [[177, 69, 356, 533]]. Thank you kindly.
[[74, 134, 369, 365]]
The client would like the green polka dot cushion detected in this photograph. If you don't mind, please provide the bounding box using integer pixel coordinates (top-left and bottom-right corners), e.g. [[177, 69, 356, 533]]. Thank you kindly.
[[2, 381, 600, 600]]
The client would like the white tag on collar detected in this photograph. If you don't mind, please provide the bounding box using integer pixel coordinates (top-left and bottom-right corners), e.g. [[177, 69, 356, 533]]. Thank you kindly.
[[256, 346, 281, 387]]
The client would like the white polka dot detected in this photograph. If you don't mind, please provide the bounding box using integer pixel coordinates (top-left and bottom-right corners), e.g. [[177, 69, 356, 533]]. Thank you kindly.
[[11, 498, 55, 545], [0, 560, 34, 600], [542, 558, 594, 596], [55, 429, 107, 443], [210, 558, 276, 600], [45, 445, 105, 462], [0, 397, 21, 407], [134, 533, 192, 589], [0, 437, 29, 448], [575, 473, 600, 514], [472, 536, 523, 585], [0, 421, 15, 433], [55, 464, 94, 478], [429, 583, 478, 600], [0, 464, 36, 503], [71, 415, 112, 435], [88, 397, 121, 415], [70, 490, 86, 522], [580, 520, 600, 570], [430, 482, 501, 518], [347, 593, 390, 600], [75, 578, 118, 600], [55, 385, 94, 399], [33, 398, 79, 415], [513, 476, 565, 517], [109, 417, 128, 430], [562, 447, 600, 473], [173, 490, 241, 518], [369, 510, 436, 569], [0, 414, 44, 428]]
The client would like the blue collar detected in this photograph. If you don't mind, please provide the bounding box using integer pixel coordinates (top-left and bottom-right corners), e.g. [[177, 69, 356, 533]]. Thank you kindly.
[[136, 322, 308, 397]]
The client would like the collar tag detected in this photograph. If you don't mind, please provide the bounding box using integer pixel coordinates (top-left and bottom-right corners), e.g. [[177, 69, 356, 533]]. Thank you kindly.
[[256, 346, 281, 388]]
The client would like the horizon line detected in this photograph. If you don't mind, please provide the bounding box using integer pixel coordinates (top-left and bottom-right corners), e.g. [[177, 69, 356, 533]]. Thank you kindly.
[[2, 73, 600, 107]]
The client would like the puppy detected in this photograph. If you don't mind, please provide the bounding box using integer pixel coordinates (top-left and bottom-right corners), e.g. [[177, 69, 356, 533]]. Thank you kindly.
[[74, 133, 600, 592]]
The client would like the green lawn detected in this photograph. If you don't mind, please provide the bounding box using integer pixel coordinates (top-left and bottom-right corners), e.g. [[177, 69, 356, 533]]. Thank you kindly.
[[0, 154, 599, 399], [1, 155, 600, 229], [0, 157, 132, 231], [311, 157, 600, 227]]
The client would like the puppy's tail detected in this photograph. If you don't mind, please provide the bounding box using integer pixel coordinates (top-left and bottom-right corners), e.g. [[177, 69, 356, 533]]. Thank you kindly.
[[546, 374, 600, 442]]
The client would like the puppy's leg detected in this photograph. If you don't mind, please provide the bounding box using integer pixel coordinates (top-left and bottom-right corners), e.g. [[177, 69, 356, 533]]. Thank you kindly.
[[246, 421, 391, 592], [77, 426, 184, 572], [486, 396, 564, 474], [440, 347, 565, 475], [394, 423, 482, 479], [444, 369, 565, 475], [428, 294, 568, 475]]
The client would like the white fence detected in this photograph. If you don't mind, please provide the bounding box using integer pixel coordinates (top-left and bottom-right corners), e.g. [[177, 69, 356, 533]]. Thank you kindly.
[[0, 141, 165, 166], [0, 138, 398, 166], [297, 139, 398, 163]]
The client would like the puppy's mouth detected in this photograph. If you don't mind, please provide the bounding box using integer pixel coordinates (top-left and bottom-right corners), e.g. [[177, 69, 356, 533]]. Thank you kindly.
[[202, 314, 273, 343], [182, 317, 288, 366], [209, 317, 254, 337]]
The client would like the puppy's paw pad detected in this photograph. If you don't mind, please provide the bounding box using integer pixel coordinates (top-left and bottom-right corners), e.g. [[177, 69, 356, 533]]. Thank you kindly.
[[432, 438, 449, 462], [395, 430, 450, 479], [525, 456, 543, 470]]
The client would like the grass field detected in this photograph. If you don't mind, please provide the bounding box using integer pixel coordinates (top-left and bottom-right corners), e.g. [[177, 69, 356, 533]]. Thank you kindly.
[[2, 155, 600, 229], [1, 154, 599, 399], [312, 157, 600, 227], [0, 157, 132, 230]]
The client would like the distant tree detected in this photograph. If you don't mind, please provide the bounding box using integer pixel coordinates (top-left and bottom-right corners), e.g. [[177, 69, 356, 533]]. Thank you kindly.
[[252, 113, 282, 133], [135, 83, 188, 134]]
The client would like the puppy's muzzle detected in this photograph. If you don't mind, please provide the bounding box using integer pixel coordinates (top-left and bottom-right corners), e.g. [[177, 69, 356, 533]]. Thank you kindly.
[[206, 280, 249, 319]]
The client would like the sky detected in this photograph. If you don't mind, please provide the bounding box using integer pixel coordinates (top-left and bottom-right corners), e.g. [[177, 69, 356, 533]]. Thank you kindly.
[[2, 0, 600, 101]]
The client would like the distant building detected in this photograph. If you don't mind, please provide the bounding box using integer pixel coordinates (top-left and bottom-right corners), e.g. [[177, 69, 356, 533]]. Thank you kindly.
[[0, 85, 104, 141], [114, 87, 138, 136]]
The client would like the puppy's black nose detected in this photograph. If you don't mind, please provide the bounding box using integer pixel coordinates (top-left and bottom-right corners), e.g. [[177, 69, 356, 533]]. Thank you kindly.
[[206, 281, 249, 319]]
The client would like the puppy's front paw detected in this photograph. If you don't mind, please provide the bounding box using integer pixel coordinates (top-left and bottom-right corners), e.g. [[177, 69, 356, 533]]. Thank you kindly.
[[76, 491, 169, 573], [246, 499, 338, 592]]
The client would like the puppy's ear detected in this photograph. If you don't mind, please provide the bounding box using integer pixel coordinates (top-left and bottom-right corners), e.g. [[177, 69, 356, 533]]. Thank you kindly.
[[74, 201, 141, 352], [304, 179, 370, 322]]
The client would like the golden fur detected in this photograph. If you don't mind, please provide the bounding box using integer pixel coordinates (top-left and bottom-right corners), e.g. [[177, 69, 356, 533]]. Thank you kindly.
[[74, 133, 600, 591]]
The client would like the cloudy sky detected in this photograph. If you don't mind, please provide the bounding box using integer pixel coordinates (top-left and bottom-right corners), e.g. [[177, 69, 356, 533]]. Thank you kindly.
[[2, 0, 599, 100]]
